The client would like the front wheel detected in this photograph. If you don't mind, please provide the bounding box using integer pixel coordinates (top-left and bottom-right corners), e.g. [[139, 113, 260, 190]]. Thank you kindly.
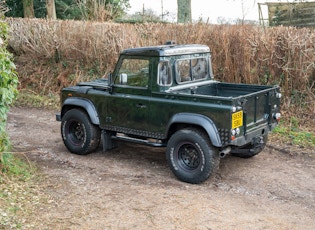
[[166, 128, 220, 184], [61, 109, 101, 155]]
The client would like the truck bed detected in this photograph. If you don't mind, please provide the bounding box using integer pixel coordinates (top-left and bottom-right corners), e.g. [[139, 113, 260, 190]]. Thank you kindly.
[[169, 81, 276, 99], [168, 81, 279, 139]]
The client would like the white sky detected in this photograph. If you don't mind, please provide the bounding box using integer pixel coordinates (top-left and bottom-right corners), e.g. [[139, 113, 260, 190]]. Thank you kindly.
[[127, 0, 311, 23]]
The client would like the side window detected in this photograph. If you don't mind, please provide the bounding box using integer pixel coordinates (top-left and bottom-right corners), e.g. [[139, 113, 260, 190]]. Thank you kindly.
[[157, 61, 172, 86], [175, 58, 208, 84], [176, 59, 191, 83], [115, 58, 149, 88], [192, 58, 207, 80]]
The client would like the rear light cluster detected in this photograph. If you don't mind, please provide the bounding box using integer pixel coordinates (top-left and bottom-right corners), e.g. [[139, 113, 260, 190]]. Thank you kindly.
[[274, 92, 281, 122], [273, 112, 281, 122], [230, 127, 241, 140]]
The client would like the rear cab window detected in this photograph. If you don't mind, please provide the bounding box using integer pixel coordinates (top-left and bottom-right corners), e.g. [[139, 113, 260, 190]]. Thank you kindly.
[[175, 57, 209, 84]]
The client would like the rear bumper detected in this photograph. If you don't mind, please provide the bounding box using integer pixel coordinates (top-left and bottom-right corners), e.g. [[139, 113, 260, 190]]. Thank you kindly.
[[230, 123, 269, 147]]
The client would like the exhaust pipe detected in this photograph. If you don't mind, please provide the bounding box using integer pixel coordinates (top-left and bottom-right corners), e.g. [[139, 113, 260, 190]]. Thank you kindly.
[[219, 147, 231, 158]]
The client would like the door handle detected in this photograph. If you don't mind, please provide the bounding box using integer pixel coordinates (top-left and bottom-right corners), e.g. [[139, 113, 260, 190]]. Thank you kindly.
[[136, 104, 147, 109]]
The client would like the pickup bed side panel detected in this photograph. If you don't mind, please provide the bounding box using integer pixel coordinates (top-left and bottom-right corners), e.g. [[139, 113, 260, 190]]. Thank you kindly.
[[149, 93, 232, 146]]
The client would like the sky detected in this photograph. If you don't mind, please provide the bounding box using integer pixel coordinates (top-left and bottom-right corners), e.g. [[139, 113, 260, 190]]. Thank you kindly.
[[126, 0, 310, 23]]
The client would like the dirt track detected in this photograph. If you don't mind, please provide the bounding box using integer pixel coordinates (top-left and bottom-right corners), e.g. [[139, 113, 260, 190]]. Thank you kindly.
[[7, 106, 315, 230]]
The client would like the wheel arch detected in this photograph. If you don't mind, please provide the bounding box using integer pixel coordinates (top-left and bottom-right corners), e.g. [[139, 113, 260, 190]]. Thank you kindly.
[[166, 113, 222, 147], [61, 97, 100, 125]]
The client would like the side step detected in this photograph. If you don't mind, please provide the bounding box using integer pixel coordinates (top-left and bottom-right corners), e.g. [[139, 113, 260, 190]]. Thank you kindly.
[[111, 135, 166, 147]]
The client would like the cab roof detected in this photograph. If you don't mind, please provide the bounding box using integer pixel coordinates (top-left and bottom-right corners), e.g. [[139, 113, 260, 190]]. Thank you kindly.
[[120, 44, 210, 57]]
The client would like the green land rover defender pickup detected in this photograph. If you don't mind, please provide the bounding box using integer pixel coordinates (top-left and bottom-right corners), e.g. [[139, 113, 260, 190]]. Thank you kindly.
[[56, 43, 281, 184]]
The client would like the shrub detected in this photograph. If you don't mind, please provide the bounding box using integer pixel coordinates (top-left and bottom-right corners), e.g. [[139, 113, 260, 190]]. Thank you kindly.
[[0, 18, 18, 153]]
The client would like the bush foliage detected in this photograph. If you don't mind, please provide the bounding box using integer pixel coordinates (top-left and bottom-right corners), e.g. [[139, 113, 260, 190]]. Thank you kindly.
[[5, 18, 315, 117], [0, 19, 18, 153]]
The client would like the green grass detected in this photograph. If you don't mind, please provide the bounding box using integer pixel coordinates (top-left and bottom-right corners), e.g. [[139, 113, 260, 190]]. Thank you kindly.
[[0, 152, 44, 229], [0, 152, 35, 181], [14, 90, 60, 110], [0, 152, 38, 229], [272, 117, 315, 148]]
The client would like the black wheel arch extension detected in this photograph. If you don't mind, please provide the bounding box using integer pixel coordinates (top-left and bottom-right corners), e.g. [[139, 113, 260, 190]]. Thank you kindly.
[[61, 97, 100, 125], [166, 113, 222, 147]]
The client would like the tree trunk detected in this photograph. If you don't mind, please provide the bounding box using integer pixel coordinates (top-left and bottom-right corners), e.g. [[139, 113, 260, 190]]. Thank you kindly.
[[177, 0, 191, 23], [46, 0, 57, 20], [22, 0, 34, 18]]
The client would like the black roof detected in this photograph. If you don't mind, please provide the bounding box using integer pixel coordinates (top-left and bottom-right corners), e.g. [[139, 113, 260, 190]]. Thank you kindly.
[[120, 44, 210, 57]]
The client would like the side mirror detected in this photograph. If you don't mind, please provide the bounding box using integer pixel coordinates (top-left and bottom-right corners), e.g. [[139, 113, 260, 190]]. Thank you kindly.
[[119, 73, 128, 84]]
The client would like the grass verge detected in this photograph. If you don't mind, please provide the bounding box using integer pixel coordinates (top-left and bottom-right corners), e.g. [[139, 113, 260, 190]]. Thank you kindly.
[[0, 152, 42, 229], [270, 116, 315, 151], [14, 89, 60, 110]]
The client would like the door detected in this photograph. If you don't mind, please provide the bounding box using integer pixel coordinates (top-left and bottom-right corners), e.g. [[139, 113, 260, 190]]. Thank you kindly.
[[106, 57, 151, 136]]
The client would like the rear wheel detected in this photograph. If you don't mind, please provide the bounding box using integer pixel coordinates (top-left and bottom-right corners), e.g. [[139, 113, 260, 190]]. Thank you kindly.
[[166, 128, 220, 184], [61, 109, 101, 155]]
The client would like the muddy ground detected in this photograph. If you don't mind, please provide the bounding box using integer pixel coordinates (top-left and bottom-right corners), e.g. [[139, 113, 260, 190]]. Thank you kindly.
[[6, 107, 315, 230]]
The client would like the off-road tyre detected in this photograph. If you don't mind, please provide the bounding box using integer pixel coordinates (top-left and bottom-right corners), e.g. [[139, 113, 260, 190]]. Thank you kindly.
[[61, 108, 101, 155], [166, 128, 220, 184], [231, 135, 268, 158]]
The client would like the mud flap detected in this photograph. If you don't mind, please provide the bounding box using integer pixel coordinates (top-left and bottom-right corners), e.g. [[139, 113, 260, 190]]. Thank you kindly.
[[102, 130, 117, 152]]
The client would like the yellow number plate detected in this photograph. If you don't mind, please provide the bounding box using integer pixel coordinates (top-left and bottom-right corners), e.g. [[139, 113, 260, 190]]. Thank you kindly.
[[232, 111, 243, 129]]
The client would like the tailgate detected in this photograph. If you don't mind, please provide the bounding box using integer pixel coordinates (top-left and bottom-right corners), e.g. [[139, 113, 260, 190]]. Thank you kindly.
[[240, 87, 281, 134]]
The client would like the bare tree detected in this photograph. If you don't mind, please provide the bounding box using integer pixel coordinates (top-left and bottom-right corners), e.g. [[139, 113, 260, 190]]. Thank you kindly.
[[46, 0, 57, 20], [22, 0, 34, 18]]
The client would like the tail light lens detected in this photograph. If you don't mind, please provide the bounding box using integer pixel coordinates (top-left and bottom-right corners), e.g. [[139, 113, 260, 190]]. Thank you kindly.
[[273, 113, 281, 122]]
